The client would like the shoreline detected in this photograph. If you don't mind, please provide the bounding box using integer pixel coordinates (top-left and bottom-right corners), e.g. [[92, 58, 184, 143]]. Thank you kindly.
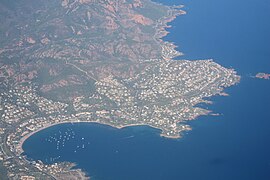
[[0, 0, 244, 179], [18, 120, 183, 155], [17, 3, 186, 156], [17, 120, 184, 180], [15, 5, 188, 178], [18, 121, 73, 155]]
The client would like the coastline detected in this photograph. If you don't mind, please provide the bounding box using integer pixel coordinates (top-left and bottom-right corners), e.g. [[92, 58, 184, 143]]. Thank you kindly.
[[13, 3, 189, 178], [0, 0, 244, 179], [18, 120, 184, 180], [18, 2, 188, 156], [18, 121, 74, 155], [18, 120, 183, 155]]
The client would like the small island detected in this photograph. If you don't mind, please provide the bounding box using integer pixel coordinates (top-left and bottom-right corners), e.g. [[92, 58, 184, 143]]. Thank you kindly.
[[0, 0, 240, 179], [256, 73, 270, 80]]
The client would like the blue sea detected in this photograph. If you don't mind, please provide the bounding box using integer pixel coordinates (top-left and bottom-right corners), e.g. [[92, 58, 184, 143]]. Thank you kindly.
[[23, 0, 270, 179]]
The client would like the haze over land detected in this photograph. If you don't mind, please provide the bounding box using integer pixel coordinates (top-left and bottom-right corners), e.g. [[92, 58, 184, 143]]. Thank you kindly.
[[0, 0, 239, 179]]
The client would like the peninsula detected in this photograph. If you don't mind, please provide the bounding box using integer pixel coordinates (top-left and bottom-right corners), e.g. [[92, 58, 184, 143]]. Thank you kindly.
[[0, 0, 240, 179]]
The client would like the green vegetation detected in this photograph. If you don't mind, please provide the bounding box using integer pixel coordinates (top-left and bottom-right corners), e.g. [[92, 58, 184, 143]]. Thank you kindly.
[[0, 0, 240, 179]]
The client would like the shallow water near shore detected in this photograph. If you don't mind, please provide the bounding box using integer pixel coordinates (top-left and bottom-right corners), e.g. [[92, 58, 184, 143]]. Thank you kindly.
[[23, 0, 270, 179]]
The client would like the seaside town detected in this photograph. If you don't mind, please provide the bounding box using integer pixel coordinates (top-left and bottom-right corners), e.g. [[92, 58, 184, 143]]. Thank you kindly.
[[0, 54, 240, 179], [0, 0, 240, 179]]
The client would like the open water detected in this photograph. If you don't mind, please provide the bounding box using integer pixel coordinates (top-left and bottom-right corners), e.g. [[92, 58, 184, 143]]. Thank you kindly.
[[23, 0, 270, 179]]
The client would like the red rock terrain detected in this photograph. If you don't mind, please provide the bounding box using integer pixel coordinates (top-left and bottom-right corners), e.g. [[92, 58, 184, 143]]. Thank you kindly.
[[0, 0, 184, 102]]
